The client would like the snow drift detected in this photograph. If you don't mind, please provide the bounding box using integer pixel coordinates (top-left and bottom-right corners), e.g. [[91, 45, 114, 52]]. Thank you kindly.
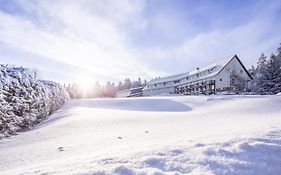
[[0, 95, 281, 174], [0, 65, 68, 138]]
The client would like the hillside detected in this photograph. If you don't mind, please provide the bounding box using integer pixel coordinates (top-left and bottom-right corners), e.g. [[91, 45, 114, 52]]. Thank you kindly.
[[0, 95, 281, 174]]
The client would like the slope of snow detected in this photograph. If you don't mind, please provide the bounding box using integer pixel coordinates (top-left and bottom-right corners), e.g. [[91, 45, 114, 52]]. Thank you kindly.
[[0, 95, 281, 175]]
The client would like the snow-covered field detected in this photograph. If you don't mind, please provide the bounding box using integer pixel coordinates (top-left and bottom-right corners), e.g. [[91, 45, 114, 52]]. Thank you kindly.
[[1, 95, 281, 175]]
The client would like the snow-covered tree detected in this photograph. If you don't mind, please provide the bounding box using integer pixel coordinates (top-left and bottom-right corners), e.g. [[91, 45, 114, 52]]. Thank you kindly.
[[143, 79, 147, 86], [272, 44, 281, 93], [256, 53, 281, 94], [256, 53, 267, 76], [0, 65, 68, 139], [256, 53, 269, 94], [117, 81, 123, 91], [123, 78, 132, 89], [103, 81, 116, 97], [132, 77, 142, 88]]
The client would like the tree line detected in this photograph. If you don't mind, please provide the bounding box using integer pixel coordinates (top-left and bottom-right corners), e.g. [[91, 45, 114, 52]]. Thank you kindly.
[[66, 77, 147, 99], [249, 43, 281, 95]]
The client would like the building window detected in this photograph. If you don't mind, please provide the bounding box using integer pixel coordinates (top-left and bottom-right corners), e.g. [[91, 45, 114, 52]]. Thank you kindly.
[[231, 77, 235, 85], [220, 78, 222, 81]]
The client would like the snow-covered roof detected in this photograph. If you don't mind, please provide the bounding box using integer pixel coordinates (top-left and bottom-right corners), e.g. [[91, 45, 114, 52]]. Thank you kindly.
[[146, 55, 235, 86], [148, 72, 187, 85]]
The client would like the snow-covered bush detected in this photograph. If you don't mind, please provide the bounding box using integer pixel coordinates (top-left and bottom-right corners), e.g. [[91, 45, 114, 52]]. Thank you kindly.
[[0, 65, 68, 139]]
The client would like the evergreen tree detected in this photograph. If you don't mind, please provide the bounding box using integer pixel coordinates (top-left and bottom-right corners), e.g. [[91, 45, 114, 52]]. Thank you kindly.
[[143, 79, 147, 86], [257, 53, 281, 94], [117, 81, 123, 91], [256, 53, 267, 77], [272, 44, 281, 93], [123, 78, 132, 89], [104, 81, 115, 97], [132, 77, 142, 88], [256, 53, 269, 94]]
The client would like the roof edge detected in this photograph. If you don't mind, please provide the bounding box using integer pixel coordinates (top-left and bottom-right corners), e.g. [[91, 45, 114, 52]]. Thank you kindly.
[[216, 55, 253, 79]]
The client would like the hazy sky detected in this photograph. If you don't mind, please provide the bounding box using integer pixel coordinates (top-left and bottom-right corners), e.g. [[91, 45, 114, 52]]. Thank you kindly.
[[0, 0, 281, 83]]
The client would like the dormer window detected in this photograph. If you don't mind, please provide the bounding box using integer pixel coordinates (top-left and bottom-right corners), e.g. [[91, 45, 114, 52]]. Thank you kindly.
[[209, 66, 216, 72]]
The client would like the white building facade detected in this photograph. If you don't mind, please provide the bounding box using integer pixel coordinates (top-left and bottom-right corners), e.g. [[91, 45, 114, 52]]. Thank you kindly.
[[143, 55, 252, 96]]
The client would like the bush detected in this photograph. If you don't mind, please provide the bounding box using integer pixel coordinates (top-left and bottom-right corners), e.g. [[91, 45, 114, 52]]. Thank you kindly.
[[0, 65, 69, 138]]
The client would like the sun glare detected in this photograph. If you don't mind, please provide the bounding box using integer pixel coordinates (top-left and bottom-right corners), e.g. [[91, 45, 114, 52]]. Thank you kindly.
[[76, 75, 94, 92]]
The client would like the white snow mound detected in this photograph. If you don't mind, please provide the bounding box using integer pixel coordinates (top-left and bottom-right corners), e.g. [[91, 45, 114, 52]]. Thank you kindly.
[[0, 95, 281, 175]]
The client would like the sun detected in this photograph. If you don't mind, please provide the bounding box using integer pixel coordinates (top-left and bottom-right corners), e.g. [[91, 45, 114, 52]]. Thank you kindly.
[[76, 75, 95, 92]]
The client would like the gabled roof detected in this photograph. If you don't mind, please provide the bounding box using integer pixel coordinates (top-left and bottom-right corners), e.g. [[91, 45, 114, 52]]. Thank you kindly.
[[146, 55, 236, 86], [233, 56, 253, 80]]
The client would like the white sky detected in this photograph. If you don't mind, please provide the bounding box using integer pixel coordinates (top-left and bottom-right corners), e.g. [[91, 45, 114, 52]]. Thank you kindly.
[[0, 0, 281, 83]]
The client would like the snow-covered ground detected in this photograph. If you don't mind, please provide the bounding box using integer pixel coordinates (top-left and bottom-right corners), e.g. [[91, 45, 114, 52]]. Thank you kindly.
[[1, 95, 281, 175]]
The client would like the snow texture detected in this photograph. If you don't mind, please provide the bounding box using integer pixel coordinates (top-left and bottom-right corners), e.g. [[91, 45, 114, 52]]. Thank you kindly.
[[0, 64, 68, 138], [0, 95, 281, 174]]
